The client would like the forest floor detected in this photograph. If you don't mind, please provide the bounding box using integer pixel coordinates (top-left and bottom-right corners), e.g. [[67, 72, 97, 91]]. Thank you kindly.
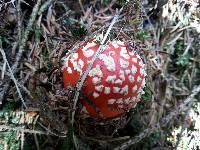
[[0, 0, 200, 150]]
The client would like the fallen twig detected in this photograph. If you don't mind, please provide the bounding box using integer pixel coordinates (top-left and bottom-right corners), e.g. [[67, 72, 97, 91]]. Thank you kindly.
[[0, 48, 27, 108], [0, 0, 54, 104], [71, 7, 123, 149], [71, 7, 123, 125], [114, 84, 200, 150], [12, 0, 42, 74], [0, 124, 51, 135], [38, 0, 54, 15]]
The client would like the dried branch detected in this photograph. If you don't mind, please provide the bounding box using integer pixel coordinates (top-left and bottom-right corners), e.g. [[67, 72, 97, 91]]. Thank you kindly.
[[38, 0, 54, 15], [12, 0, 42, 74], [0, 124, 51, 135], [114, 85, 200, 150], [71, 7, 124, 125], [37, 122, 67, 137], [17, 0, 22, 44], [0, 48, 27, 108], [70, 7, 123, 149], [0, 0, 54, 104]]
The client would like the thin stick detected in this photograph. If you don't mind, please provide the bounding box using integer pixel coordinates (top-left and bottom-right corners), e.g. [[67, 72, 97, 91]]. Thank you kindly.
[[114, 85, 200, 150], [37, 122, 67, 137], [17, 0, 22, 44], [0, 48, 27, 108], [71, 7, 123, 125], [0, 0, 54, 103], [0, 125, 50, 135], [141, 4, 158, 49], [38, 0, 54, 15], [20, 130, 25, 150], [79, 0, 85, 15], [70, 7, 123, 149], [12, 0, 42, 73]]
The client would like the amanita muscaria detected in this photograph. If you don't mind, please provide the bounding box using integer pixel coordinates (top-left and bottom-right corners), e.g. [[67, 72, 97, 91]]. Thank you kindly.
[[61, 37, 146, 119]]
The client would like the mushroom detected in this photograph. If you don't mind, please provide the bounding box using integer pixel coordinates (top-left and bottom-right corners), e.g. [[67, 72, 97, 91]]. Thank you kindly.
[[61, 37, 146, 119]]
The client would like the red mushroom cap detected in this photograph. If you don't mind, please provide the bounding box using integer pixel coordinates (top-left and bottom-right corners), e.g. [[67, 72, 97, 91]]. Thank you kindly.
[[62, 37, 146, 119]]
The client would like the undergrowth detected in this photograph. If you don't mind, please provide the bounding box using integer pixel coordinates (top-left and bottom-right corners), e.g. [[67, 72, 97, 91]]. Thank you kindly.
[[0, 0, 200, 150]]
